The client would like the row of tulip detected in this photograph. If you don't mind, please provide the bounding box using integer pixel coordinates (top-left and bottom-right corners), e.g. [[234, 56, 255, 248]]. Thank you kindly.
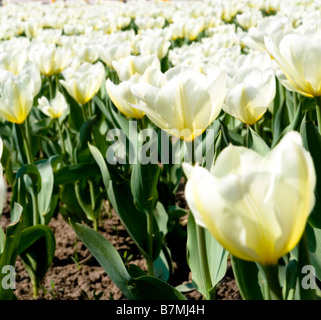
[[0, 0, 320, 300]]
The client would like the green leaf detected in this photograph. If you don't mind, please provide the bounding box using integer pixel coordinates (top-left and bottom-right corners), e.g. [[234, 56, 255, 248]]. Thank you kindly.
[[108, 180, 161, 260], [0, 203, 23, 300], [247, 127, 270, 156], [306, 223, 321, 282], [35, 156, 61, 224], [231, 256, 265, 300], [16, 164, 42, 193], [18, 224, 56, 291], [74, 117, 96, 162], [93, 95, 109, 119], [71, 221, 186, 300], [187, 214, 228, 297], [283, 259, 299, 300], [54, 163, 100, 185], [65, 91, 85, 132], [272, 101, 302, 147], [300, 118, 321, 228], [88, 142, 111, 189], [131, 161, 160, 215]]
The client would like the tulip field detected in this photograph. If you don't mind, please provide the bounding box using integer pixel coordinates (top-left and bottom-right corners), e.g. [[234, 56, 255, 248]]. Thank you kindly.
[[1, 0, 321, 302]]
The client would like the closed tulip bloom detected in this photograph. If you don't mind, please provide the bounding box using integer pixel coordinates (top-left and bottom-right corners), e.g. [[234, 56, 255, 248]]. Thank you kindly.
[[138, 37, 171, 60], [20, 62, 42, 98], [265, 31, 321, 97], [0, 73, 35, 124], [224, 66, 275, 125], [0, 49, 27, 75], [60, 62, 105, 105], [106, 74, 144, 119], [29, 44, 72, 76], [38, 92, 68, 119], [99, 41, 132, 69], [75, 44, 99, 64], [131, 65, 226, 141], [112, 54, 160, 81], [183, 131, 316, 266]]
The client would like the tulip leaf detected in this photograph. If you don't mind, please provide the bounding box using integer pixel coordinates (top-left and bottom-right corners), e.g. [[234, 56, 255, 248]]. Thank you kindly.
[[74, 117, 96, 162], [247, 127, 270, 155], [71, 220, 186, 300], [64, 90, 85, 132], [300, 118, 321, 228], [88, 142, 111, 189], [231, 256, 265, 300], [16, 164, 42, 193], [18, 224, 56, 294], [0, 203, 23, 300], [107, 180, 162, 261], [54, 163, 101, 185], [35, 156, 61, 224], [284, 259, 299, 300], [187, 213, 228, 298], [306, 223, 321, 282], [272, 101, 303, 147], [130, 161, 160, 215]]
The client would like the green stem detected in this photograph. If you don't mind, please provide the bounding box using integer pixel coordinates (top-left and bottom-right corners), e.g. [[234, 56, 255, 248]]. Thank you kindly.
[[293, 92, 297, 114], [20, 121, 39, 225], [262, 264, 283, 300], [48, 75, 54, 101], [87, 101, 93, 118], [56, 119, 66, 158], [32, 279, 38, 299], [315, 96, 321, 135], [196, 225, 214, 300], [93, 218, 98, 232], [246, 125, 250, 148], [19, 122, 33, 164], [146, 211, 154, 277], [82, 104, 88, 121], [254, 121, 260, 136], [185, 140, 195, 165], [31, 191, 39, 225]]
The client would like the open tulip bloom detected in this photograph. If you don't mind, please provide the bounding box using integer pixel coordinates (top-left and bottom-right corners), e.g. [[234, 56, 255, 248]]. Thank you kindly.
[[183, 131, 316, 266], [264, 31, 321, 98], [130, 65, 226, 141]]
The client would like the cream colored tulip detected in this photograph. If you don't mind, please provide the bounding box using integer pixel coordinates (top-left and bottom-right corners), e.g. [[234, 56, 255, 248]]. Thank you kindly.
[[183, 131, 316, 266], [224, 66, 275, 125], [0, 49, 27, 75], [38, 92, 68, 119], [138, 37, 171, 60], [0, 73, 35, 124], [60, 62, 105, 105], [112, 54, 160, 81], [29, 44, 72, 76], [131, 65, 226, 141], [99, 41, 132, 69], [106, 74, 144, 119], [265, 31, 321, 97]]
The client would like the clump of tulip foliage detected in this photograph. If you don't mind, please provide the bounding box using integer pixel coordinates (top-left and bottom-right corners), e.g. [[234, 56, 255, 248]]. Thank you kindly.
[[0, 0, 321, 301]]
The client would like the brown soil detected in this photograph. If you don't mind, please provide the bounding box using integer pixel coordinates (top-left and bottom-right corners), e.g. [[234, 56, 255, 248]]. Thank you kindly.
[[0, 185, 241, 301]]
